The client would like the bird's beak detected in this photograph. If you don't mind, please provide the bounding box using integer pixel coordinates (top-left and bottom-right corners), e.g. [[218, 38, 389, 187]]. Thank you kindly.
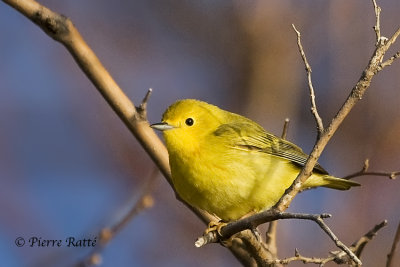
[[150, 122, 175, 131]]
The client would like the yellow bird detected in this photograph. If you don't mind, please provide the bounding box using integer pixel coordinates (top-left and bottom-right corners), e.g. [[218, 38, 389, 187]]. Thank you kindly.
[[151, 99, 359, 222]]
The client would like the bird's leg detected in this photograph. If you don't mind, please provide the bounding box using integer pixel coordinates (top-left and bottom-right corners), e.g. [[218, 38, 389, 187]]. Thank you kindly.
[[205, 211, 260, 237], [205, 220, 228, 236]]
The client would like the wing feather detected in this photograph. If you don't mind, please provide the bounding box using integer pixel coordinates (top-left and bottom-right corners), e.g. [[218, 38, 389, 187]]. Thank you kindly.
[[212, 121, 327, 174]]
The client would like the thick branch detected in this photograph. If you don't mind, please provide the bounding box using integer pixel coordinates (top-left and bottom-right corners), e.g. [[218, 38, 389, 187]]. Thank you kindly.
[[2, 0, 217, 224], [2, 0, 258, 263], [3, 0, 171, 183]]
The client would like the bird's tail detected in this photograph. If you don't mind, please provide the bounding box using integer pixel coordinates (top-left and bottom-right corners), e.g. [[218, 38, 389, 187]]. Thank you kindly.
[[321, 175, 360, 190], [303, 174, 360, 190]]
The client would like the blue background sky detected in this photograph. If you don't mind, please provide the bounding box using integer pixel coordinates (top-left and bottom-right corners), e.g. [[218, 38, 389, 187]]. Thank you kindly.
[[1, 1, 400, 266]]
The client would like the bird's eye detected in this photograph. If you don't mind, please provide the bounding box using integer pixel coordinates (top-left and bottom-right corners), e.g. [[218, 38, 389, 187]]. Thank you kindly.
[[185, 118, 194, 126]]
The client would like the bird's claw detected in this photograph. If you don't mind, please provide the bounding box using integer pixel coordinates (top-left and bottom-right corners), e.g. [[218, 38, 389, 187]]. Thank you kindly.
[[205, 221, 228, 236]]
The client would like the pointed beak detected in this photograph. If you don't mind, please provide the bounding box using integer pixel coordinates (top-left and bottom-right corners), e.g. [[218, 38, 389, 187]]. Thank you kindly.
[[150, 122, 175, 131]]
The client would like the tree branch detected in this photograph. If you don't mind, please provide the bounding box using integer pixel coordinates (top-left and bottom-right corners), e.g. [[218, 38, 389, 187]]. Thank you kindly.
[[343, 159, 399, 180], [2, 0, 216, 222], [78, 168, 158, 267], [280, 118, 290, 140], [1, 0, 259, 263], [270, 220, 387, 265], [351, 220, 387, 258], [265, 118, 291, 259], [274, 0, 400, 213], [271, 248, 330, 265], [196, 1, 399, 265], [292, 24, 324, 137], [372, 0, 382, 43], [196, 211, 360, 265], [3, 0, 171, 183]]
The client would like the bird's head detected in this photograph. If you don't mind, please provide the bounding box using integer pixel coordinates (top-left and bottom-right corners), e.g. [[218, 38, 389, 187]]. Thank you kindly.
[[151, 99, 224, 153]]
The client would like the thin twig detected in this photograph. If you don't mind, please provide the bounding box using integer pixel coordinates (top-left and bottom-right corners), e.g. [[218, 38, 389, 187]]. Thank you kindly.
[[372, 0, 382, 43], [265, 118, 291, 257], [387, 221, 400, 267], [272, 220, 387, 265], [313, 216, 361, 265], [281, 118, 290, 140], [136, 88, 153, 120], [351, 220, 387, 258], [344, 159, 399, 180], [271, 248, 329, 265], [275, 0, 400, 213], [78, 168, 158, 267], [292, 24, 324, 137], [383, 27, 400, 51]]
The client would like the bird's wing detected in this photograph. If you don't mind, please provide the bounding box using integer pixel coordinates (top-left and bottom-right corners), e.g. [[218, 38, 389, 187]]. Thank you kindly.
[[213, 121, 328, 174]]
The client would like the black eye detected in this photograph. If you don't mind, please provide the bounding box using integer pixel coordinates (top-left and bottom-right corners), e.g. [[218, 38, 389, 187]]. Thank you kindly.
[[185, 118, 194, 126]]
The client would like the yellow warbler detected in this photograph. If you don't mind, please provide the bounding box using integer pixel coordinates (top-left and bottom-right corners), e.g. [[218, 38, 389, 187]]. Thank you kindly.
[[151, 99, 359, 221]]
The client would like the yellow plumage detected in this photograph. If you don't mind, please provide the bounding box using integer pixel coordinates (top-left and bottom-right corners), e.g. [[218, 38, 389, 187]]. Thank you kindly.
[[151, 99, 359, 221]]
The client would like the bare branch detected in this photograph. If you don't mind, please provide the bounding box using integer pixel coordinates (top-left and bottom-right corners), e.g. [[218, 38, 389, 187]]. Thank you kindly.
[[344, 159, 399, 180], [2, 0, 172, 184], [372, 0, 382, 43], [265, 221, 278, 260], [2, 0, 257, 263], [196, 211, 361, 265], [136, 88, 153, 120], [2, 0, 216, 225], [280, 118, 290, 140], [271, 220, 387, 265], [378, 51, 400, 71], [376, 5, 400, 71], [383, 27, 400, 50], [351, 220, 387, 258], [387, 221, 400, 267], [275, 0, 400, 213], [227, 237, 259, 267], [292, 24, 324, 137], [264, 118, 291, 258], [271, 248, 329, 265], [78, 169, 158, 267], [313, 215, 361, 265]]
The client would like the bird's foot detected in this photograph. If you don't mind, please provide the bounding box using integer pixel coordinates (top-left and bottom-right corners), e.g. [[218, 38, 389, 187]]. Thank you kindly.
[[205, 221, 228, 236]]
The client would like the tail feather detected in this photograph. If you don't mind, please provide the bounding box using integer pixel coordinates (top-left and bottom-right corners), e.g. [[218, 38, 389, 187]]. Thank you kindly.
[[321, 176, 360, 190], [303, 175, 360, 190]]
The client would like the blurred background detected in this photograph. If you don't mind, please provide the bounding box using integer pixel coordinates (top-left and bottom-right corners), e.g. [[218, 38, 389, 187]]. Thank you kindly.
[[1, 0, 399, 266]]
